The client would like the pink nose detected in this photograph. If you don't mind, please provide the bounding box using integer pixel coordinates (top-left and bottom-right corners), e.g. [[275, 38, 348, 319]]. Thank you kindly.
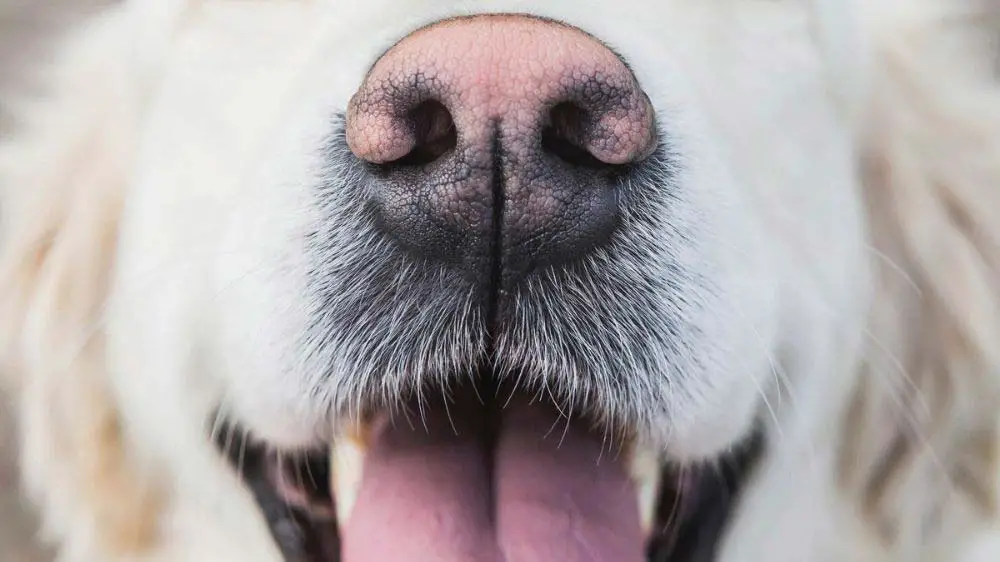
[[345, 15, 656, 285]]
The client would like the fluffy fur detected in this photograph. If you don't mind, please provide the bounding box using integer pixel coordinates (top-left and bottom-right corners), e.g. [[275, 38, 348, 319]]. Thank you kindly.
[[0, 0, 998, 561]]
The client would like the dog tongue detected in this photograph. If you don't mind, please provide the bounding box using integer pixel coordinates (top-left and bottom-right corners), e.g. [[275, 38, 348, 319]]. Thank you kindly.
[[340, 392, 645, 562]]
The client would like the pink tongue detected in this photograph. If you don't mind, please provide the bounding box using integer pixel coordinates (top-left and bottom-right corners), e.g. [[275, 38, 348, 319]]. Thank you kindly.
[[340, 393, 644, 562]]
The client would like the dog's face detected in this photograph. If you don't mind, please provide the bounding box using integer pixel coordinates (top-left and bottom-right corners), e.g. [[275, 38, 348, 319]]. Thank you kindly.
[[105, 0, 871, 559]]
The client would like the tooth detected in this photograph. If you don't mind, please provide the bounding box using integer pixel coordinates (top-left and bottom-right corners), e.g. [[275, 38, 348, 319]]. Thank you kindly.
[[629, 443, 663, 537], [331, 427, 369, 524]]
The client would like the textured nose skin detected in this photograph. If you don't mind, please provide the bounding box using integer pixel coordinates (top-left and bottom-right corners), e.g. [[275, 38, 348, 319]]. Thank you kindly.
[[345, 15, 656, 287]]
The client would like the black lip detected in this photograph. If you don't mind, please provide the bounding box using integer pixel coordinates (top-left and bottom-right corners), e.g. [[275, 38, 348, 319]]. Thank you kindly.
[[647, 428, 765, 562], [213, 424, 340, 562], [212, 416, 763, 562]]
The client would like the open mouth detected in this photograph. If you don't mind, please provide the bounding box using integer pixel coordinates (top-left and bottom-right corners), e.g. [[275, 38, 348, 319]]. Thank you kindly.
[[215, 369, 762, 562]]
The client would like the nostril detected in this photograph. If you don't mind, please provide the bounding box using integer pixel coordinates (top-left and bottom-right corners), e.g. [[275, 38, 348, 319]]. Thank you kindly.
[[389, 100, 457, 167], [541, 102, 615, 170]]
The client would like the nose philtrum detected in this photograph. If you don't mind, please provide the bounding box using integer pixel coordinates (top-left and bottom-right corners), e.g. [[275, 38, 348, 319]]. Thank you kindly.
[[344, 15, 656, 288]]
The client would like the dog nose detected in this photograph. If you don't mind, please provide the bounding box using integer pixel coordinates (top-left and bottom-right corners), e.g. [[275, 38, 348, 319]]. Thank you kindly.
[[346, 15, 655, 285]]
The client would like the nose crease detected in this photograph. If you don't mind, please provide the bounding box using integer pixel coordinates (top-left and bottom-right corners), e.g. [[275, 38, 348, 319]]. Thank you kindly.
[[345, 14, 655, 291]]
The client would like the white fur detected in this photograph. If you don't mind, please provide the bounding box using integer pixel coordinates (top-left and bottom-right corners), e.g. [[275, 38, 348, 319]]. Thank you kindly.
[[1, 1, 998, 561]]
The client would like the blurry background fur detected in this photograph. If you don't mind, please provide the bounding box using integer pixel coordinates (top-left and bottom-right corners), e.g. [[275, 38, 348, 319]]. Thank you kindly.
[[0, 3, 112, 560], [0, 3, 59, 560]]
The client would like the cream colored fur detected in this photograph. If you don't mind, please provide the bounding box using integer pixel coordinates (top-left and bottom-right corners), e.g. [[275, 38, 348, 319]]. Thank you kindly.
[[1, 1, 999, 561]]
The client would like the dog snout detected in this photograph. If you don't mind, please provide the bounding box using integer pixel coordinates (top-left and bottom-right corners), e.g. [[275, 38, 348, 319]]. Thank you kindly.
[[345, 15, 656, 285]]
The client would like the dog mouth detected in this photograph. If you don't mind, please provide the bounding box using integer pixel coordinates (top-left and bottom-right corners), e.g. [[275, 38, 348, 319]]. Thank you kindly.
[[216, 369, 762, 562]]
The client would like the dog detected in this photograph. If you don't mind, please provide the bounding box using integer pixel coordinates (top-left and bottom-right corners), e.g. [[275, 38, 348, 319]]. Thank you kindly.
[[1, 0, 999, 560]]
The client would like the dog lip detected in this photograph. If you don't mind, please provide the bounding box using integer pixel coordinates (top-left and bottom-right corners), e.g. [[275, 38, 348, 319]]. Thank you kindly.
[[212, 430, 341, 562], [645, 429, 764, 561]]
